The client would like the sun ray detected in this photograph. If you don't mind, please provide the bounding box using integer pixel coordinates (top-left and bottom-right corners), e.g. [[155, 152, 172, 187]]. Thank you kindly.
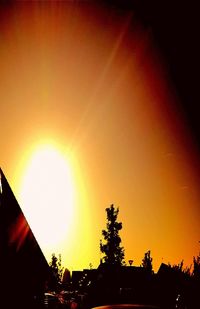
[[9, 213, 30, 252], [68, 12, 134, 152]]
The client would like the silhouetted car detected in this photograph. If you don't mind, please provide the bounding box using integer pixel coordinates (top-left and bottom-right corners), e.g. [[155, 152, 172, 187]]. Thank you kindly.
[[44, 292, 63, 309], [91, 305, 160, 309]]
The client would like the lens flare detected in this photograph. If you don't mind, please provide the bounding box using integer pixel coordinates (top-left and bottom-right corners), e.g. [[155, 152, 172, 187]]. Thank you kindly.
[[18, 144, 75, 250]]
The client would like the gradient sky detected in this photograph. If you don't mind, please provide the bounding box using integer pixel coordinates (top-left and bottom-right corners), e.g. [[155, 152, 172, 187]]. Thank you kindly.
[[0, 2, 200, 272]]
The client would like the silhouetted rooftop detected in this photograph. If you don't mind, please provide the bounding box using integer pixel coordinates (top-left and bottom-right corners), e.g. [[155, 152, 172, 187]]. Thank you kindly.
[[0, 168, 49, 308]]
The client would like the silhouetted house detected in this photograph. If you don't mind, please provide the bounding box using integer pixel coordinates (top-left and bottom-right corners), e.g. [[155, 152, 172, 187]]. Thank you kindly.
[[119, 266, 154, 302], [0, 168, 49, 309], [156, 263, 183, 308], [88, 264, 155, 306], [72, 271, 83, 289]]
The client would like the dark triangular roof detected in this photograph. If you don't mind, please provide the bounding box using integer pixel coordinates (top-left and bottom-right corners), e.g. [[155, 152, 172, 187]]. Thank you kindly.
[[0, 168, 49, 308]]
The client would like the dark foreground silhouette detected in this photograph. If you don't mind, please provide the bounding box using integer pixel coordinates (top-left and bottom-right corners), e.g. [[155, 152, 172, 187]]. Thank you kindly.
[[0, 168, 49, 309], [1, 168, 200, 309]]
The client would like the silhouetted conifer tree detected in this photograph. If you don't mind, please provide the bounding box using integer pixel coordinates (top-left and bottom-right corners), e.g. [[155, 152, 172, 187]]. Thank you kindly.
[[49, 253, 64, 291], [100, 204, 125, 266], [193, 253, 200, 279], [142, 250, 153, 273]]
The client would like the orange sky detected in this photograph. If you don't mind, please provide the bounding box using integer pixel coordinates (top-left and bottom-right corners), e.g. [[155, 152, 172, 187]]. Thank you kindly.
[[1, 2, 200, 272]]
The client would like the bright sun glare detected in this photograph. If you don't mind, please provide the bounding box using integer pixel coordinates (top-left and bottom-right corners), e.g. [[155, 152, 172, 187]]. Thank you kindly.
[[18, 144, 75, 250]]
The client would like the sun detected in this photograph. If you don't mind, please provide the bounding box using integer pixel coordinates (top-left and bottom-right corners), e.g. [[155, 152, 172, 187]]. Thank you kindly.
[[18, 143, 75, 252]]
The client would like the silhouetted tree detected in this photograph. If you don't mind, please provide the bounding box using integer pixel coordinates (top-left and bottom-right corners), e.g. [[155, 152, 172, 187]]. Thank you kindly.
[[142, 250, 153, 273], [169, 260, 184, 272], [49, 253, 64, 291], [100, 204, 125, 266], [168, 260, 191, 276], [62, 268, 71, 288], [193, 253, 200, 279]]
